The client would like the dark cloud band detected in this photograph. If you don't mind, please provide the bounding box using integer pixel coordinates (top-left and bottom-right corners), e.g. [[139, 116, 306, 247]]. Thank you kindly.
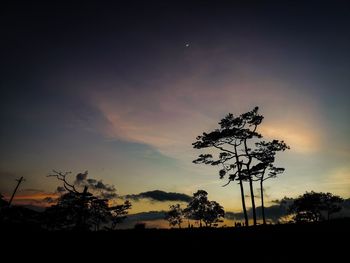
[[125, 190, 191, 202]]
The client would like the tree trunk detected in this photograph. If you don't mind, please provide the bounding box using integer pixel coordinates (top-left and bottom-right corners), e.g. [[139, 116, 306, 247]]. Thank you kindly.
[[243, 139, 256, 226], [249, 178, 257, 226], [260, 179, 266, 225], [234, 144, 249, 227], [239, 179, 249, 226]]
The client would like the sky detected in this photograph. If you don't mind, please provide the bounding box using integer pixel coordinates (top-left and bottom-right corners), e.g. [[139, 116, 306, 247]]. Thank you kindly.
[[1, 1, 350, 216]]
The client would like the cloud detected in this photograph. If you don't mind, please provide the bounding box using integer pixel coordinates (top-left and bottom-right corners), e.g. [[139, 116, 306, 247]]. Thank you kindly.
[[87, 179, 97, 184], [225, 206, 288, 223], [85, 180, 117, 199], [126, 211, 166, 222], [75, 171, 88, 183], [94, 181, 116, 192], [99, 191, 118, 199], [56, 186, 66, 193], [113, 211, 169, 229], [73, 171, 118, 199], [227, 197, 350, 223], [260, 121, 321, 154], [85, 56, 325, 162], [42, 197, 57, 204], [125, 190, 191, 202]]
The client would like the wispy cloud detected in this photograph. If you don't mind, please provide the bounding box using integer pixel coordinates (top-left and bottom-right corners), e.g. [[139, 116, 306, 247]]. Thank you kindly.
[[89, 72, 325, 161], [260, 121, 321, 154]]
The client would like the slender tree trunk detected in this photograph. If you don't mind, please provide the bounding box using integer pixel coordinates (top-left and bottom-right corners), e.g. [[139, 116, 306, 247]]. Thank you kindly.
[[249, 178, 257, 226], [234, 144, 249, 227], [239, 179, 249, 226], [243, 139, 257, 226], [260, 179, 266, 225]]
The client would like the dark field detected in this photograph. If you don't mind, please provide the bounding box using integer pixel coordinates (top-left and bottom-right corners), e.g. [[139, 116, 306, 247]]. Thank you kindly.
[[3, 219, 348, 261]]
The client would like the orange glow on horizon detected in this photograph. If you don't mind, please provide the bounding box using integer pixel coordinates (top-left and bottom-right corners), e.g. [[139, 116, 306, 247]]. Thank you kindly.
[[3, 192, 59, 207]]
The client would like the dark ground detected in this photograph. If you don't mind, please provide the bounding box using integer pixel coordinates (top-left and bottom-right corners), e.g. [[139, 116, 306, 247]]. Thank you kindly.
[[2, 218, 349, 261]]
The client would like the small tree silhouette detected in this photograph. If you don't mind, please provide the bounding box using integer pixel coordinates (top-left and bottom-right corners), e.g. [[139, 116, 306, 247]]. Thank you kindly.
[[46, 170, 96, 230], [184, 190, 225, 227], [252, 140, 289, 224], [321, 192, 344, 220], [165, 204, 183, 228], [184, 190, 209, 227], [202, 200, 225, 227], [46, 170, 131, 231], [45, 191, 94, 230], [90, 198, 110, 231], [109, 200, 132, 230], [289, 191, 343, 222]]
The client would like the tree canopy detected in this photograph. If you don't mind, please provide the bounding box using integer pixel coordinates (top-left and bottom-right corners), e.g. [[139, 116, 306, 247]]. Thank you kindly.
[[289, 191, 344, 222], [45, 170, 131, 231], [165, 204, 184, 228], [193, 107, 289, 226], [184, 190, 225, 227]]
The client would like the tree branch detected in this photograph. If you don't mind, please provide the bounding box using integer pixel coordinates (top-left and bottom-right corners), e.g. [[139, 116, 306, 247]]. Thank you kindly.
[[213, 144, 235, 155], [222, 180, 232, 187]]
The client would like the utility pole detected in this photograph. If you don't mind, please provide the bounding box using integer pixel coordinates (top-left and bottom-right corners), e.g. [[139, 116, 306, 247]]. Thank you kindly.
[[8, 176, 24, 207]]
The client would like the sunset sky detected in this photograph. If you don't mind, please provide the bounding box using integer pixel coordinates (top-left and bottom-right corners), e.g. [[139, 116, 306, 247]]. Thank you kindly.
[[1, 1, 350, 215]]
